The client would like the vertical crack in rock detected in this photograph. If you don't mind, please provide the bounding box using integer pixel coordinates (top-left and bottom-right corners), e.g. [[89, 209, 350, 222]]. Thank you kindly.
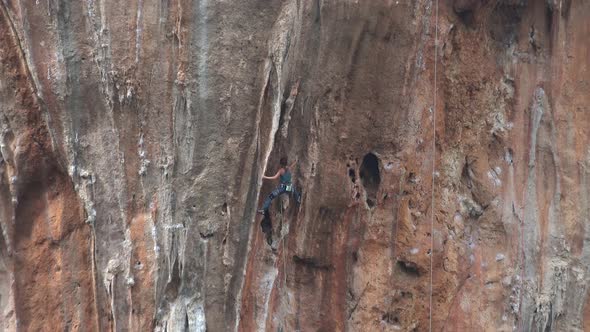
[[522, 87, 567, 331], [237, 3, 299, 331]]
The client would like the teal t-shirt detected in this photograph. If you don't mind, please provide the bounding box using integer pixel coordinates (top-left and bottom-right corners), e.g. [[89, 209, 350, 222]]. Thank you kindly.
[[280, 169, 292, 184]]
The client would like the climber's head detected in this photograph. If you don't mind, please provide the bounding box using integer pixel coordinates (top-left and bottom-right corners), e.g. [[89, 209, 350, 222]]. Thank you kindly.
[[280, 156, 288, 168]]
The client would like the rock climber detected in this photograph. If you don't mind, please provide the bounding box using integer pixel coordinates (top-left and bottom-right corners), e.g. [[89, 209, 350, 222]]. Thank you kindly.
[[258, 156, 302, 216]]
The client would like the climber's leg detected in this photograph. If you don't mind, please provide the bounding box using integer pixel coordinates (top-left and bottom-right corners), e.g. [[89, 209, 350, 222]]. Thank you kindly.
[[260, 211, 273, 247], [260, 185, 287, 212], [260, 212, 272, 234]]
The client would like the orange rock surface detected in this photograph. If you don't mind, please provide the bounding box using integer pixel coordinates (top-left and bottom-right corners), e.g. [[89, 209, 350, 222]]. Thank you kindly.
[[1, 0, 589, 331]]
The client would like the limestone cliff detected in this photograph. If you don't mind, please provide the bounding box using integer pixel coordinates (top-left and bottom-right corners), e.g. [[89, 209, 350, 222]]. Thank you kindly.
[[1, 0, 589, 331]]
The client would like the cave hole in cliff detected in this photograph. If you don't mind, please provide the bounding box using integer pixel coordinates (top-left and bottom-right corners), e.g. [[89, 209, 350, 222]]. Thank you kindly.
[[382, 312, 400, 325], [396, 259, 420, 277], [461, 159, 474, 189], [359, 153, 380, 208], [489, 2, 525, 47], [400, 290, 413, 299], [348, 168, 356, 183], [506, 148, 514, 164], [456, 10, 475, 27]]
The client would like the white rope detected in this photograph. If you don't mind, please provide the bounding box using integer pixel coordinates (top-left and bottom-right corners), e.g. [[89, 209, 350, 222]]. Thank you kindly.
[[429, 0, 439, 331], [282, 202, 287, 288]]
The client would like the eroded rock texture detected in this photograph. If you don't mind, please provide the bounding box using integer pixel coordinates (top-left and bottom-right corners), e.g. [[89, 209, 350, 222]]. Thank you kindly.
[[0, 0, 589, 331]]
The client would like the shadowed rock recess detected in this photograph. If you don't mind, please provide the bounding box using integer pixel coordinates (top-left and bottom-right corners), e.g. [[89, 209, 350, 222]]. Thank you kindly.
[[0, 0, 589, 331]]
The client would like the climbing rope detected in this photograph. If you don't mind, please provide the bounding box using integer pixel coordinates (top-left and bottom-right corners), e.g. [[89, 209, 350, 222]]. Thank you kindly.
[[278, 196, 289, 331], [518, 161, 526, 331], [429, 0, 440, 331], [281, 199, 287, 288]]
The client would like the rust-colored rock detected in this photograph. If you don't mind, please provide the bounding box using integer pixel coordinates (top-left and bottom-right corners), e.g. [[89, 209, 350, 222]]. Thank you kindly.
[[1, 0, 589, 331]]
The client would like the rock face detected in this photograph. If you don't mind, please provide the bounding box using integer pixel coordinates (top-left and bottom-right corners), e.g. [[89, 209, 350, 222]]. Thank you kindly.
[[0, 0, 589, 331]]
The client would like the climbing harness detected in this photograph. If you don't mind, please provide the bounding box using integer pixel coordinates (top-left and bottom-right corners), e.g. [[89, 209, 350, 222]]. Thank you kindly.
[[284, 183, 293, 192], [429, 0, 440, 331]]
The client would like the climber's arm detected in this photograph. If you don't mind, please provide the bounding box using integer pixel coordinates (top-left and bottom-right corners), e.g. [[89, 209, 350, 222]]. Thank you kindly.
[[262, 169, 283, 180], [289, 159, 298, 169]]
